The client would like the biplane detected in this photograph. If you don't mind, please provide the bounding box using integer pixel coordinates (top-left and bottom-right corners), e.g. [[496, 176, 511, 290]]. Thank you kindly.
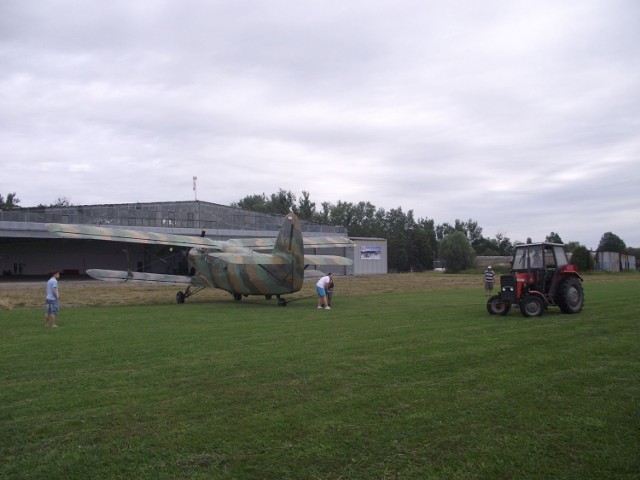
[[46, 213, 353, 306]]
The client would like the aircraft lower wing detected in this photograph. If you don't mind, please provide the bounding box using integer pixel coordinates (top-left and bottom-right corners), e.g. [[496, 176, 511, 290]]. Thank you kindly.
[[87, 269, 206, 286]]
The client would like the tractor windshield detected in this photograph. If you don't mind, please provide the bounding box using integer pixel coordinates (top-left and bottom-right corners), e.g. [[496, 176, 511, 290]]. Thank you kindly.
[[552, 245, 569, 267], [512, 248, 527, 270], [512, 245, 545, 271]]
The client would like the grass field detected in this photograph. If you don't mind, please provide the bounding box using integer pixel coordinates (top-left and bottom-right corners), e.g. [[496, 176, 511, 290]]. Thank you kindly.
[[1, 273, 638, 479]]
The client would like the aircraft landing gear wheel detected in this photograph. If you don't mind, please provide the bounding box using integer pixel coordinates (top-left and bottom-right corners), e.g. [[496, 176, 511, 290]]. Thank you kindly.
[[520, 295, 544, 317], [486, 295, 510, 316], [278, 298, 287, 307], [233, 293, 242, 301], [176, 291, 185, 304]]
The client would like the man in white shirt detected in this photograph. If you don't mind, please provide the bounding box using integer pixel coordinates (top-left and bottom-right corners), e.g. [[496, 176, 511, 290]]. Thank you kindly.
[[44, 271, 60, 327], [316, 273, 334, 310]]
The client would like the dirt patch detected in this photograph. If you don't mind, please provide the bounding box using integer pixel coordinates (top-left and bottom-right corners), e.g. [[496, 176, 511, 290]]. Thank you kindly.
[[0, 273, 481, 310]]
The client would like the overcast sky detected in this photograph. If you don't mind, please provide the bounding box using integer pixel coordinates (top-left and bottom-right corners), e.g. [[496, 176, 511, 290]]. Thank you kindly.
[[1, 0, 639, 249]]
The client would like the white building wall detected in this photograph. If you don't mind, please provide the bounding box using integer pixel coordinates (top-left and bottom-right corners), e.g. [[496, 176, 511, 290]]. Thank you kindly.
[[350, 238, 388, 275], [597, 251, 620, 272]]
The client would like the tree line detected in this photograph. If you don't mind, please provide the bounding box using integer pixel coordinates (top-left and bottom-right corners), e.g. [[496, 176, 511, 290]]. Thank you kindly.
[[0, 193, 72, 210], [230, 189, 635, 273], [2, 190, 635, 272]]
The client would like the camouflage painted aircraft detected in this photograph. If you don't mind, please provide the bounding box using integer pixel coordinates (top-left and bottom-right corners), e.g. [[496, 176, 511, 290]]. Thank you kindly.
[[47, 213, 353, 306]]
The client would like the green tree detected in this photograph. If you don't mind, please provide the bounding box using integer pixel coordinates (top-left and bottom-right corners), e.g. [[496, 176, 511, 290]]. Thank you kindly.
[[436, 222, 454, 241], [268, 189, 296, 215], [474, 239, 500, 256], [326, 200, 355, 229], [231, 193, 269, 213], [452, 219, 483, 249], [384, 207, 412, 272], [409, 223, 434, 271], [546, 232, 563, 243], [346, 201, 381, 238], [487, 232, 514, 256], [570, 246, 594, 272], [439, 231, 476, 273], [0, 192, 20, 209], [597, 232, 626, 253], [564, 241, 582, 253], [52, 196, 72, 207], [293, 190, 315, 220]]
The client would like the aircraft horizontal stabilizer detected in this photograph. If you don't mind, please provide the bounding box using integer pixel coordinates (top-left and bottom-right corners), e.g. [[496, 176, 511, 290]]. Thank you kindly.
[[47, 224, 217, 248], [207, 252, 289, 265], [86, 269, 204, 286], [232, 235, 354, 250], [302, 236, 354, 248], [304, 254, 353, 266]]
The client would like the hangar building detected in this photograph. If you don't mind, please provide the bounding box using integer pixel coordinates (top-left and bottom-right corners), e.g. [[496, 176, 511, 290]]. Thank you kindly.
[[0, 201, 387, 277]]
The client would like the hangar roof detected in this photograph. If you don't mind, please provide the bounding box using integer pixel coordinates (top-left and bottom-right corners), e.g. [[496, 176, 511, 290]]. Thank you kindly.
[[0, 200, 348, 240]]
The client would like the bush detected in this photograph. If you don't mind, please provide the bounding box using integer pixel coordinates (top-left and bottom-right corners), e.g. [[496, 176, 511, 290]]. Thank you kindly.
[[439, 231, 476, 273], [570, 246, 594, 272]]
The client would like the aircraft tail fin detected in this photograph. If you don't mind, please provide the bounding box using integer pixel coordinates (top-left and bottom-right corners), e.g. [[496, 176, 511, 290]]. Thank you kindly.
[[272, 213, 305, 291]]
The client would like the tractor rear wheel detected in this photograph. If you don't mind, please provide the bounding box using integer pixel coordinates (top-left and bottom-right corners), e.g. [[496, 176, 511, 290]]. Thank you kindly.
[[520, 295, 544, 317], [487, 295, 511, 316], [557, 277, 584, 314]]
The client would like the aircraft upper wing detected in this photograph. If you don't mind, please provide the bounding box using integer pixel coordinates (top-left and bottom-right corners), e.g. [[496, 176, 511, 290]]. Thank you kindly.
[[48, 223, 354, 250], [86, 269, 207, 286], [47, 224, 219, 248]]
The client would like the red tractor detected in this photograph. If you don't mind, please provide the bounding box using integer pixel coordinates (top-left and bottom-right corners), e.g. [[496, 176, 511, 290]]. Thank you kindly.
[[486, 242, 584, 317]]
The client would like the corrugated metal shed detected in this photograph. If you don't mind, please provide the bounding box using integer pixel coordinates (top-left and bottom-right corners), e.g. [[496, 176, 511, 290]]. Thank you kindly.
[[596, 251, 637, 271]]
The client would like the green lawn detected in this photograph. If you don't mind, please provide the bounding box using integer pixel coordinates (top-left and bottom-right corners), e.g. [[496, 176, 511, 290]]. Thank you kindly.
[[1, 277, 638, 479]]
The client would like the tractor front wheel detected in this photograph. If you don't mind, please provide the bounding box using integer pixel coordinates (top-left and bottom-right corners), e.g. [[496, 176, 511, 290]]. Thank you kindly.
[[520, 295, 544, 317], [487, 295, 511, 316], [557, 277, 584, 314]]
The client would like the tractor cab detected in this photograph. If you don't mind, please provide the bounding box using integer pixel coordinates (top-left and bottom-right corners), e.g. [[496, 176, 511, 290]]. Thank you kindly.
[[512, 243, 568, 271], [487, 242, 584, 317], [511, 243, 572, 292]]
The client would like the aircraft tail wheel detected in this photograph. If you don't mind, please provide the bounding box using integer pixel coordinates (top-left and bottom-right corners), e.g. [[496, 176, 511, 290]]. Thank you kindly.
[[176, 291, 186, 304]]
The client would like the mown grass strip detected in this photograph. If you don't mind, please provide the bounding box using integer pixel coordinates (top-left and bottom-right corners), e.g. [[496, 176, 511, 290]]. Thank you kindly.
[[1, 278, 638, 479]]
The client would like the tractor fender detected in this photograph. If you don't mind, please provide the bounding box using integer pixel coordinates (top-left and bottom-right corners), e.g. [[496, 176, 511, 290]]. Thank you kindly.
[[522, 290, 547, 305], [559, 265, 584, 282]]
